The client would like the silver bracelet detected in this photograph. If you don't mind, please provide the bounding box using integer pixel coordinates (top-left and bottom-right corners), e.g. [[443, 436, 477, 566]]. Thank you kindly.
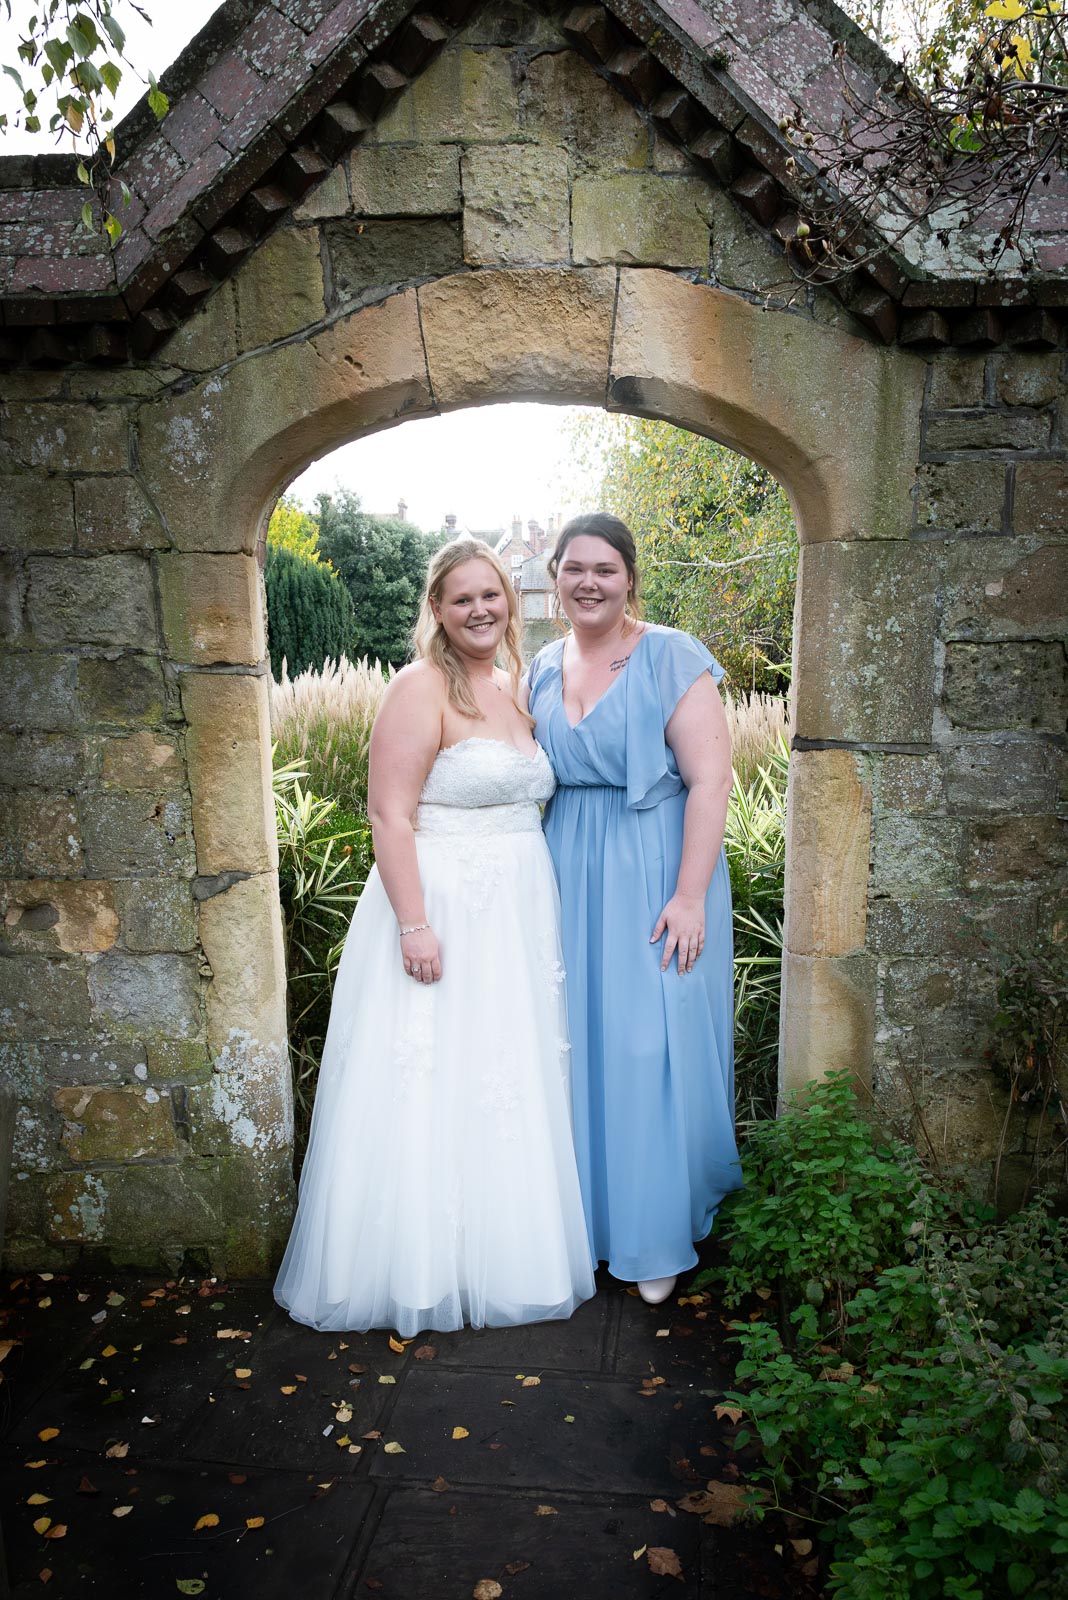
[[399, 923, 430, 938]]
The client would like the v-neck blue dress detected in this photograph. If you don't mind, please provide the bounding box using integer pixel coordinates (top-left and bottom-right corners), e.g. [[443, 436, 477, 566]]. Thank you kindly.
[[528, 624, 741, 1282]]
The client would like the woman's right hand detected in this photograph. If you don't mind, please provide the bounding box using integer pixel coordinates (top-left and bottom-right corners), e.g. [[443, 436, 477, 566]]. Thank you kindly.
[[400, 926, 442, 984]]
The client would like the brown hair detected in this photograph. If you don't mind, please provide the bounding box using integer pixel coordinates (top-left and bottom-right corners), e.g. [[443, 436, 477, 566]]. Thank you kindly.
[[412, 537, 529, 721], [547, 512, 643, 626]]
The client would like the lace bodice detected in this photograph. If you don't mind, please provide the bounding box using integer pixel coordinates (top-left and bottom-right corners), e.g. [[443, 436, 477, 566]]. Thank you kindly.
[[416, 739, 555, 837]]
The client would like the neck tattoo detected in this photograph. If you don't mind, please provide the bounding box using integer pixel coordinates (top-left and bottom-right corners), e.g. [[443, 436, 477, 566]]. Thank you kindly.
[[608, 656, 630, 673]]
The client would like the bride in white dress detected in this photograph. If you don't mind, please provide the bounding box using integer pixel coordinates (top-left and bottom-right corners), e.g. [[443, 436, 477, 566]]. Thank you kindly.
[[274, 537, 596, 1335]]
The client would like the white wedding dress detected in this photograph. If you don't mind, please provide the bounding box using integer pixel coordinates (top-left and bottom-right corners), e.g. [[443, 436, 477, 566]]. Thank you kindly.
[[274, 737, 597, 1335]]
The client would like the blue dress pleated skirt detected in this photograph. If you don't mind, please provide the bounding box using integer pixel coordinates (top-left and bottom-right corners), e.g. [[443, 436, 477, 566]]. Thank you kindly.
[[529, 625, 742, 1283]]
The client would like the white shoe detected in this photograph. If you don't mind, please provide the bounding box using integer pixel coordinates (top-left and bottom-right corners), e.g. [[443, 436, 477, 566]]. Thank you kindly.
[[637, 1275, 677, 1305]]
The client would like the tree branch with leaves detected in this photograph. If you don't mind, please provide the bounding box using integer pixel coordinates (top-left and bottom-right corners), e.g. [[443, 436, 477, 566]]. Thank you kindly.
[[1, 1, 169, 239]]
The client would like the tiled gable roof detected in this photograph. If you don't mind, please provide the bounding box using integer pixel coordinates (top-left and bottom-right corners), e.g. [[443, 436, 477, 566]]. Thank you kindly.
[[0, 0, 1064, 366]]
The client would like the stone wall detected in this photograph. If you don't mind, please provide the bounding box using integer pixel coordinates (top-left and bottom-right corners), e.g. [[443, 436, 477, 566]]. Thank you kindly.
[[0, 1, 1065, 1270]]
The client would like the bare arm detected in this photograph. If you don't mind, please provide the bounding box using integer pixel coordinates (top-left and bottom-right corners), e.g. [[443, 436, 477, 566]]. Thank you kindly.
[[651, 673, 734, 974], [366, 664, 444, 983]]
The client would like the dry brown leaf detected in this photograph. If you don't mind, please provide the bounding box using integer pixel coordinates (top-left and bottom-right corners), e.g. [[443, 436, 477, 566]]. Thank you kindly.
[[676, 1490, 719, 1516], [194, 1513, 219, 1531], [713, 1404, 743, 1424], [77, 1476, 98, 1495], [0, 1339, 19, 1362], [387, 1336, 407, 1354], [112, 1506, 133, 1518], [235, 1368, 252, 1380], [348, 1363, 367, 1375], [451, 1427, 469, 1440], [335, 1405, 353, 1423], [38, 1569, 52, 1584], [170, 1336, 188, 1346], [430, 1475, 449, 1492], [43, 1525, 67, 1541], [105, 1442, 129, 1459], [413, 1345, 436, 1361], [246, 1516, 265, 1530], [216, 1329, 252, 1341], [649, 1499, 670, 1513], [503, 1561, 531, 1577], [37, 1429, 59, 1442], [521, 1376, 541, 1388], [791, 1539, 814, 1557], [818, 1361, 855, 1383], [472, 1583, 502, 1600], [228, 1473, 247, 1485], [280, 1385, 297, 1395], [362, 1430, 382, 1441], [700, 1481, 749, 1528], [534, 1504, 557, 1516], [647, 1547, 682, 1577]]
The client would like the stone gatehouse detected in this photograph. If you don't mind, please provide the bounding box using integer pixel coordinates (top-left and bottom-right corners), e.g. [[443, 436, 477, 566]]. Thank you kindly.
[[0, 0, 1065, 1273]]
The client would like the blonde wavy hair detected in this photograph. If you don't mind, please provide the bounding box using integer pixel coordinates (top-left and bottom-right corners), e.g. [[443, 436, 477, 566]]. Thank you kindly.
[[412, 537, 529, 721]]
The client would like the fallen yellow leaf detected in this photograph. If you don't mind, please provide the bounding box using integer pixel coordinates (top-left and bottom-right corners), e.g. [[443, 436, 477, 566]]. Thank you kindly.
[[194, 1513, 219, 1531], [235, 1368, 252, 1380], [451, 1426, 469, 1440], [521, 1376, 541, 1388], [335, 1404, 353, 1423], [534, 1505, 557, 1517], [25, 1460, 47, 1469], [33, 1517, 52, 1536], [633, 1544, 648, 1559], [27, 1494, 51, 1506], [383, 1441, 405, 1455], [101, 1346, 118, 1358], [279, 1386, 297, 1395], [388, 1336, 407, 1353], [378, 1375, 396, 1385], [246, 1516, 265, 1530], [105, 1442, 129, 1459], [335, 1435, 352, 1448], [472, 1583, 502, 1600], [112, 1506, 133, 1518], [37, 1429, 60, 1443]]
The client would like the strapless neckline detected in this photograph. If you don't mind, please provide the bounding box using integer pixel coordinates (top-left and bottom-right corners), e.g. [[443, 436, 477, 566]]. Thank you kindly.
[[438, 737, 543, 765]]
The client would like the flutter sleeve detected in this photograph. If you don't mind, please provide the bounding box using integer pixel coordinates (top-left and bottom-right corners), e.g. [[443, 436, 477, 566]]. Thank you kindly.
[[625, 628, 725, 810]]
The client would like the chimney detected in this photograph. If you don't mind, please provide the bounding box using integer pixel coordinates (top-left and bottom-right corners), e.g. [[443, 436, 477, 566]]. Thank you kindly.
[[445, 513, 457, 533], [528, 518, 544, 554], [512, 515, 522, 541], [398, 498, 407, 520]]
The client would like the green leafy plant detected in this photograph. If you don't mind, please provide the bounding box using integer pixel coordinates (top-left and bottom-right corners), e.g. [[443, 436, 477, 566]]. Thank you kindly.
[[274, 756, 372, 1161], [724, 734, 789, 1128], [710, 1072, 1068, 1598]]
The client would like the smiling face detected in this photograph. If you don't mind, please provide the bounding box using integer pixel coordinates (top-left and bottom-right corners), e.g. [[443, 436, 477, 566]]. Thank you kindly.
[[555, 534, 634, 637], [432, 557, 511, 666]]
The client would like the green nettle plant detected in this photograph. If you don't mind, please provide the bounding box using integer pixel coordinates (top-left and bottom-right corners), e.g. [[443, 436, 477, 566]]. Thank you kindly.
[[708, 1072, 1068, 1600], [273, 757, 372, 1159]]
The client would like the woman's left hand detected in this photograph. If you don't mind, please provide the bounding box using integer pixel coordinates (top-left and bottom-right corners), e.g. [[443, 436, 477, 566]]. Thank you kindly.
[[651, 894, 706, 975]]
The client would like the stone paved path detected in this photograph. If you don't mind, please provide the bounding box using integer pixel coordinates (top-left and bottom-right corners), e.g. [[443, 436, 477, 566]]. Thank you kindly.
[[0, 1265, 818, 1598]]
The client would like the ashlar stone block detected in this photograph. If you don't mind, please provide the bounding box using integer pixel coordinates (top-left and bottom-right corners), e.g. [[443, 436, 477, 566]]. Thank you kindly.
[[369, 46, 519, 142], [349, 145, 460, 215], [74, 475, 167, 552], [518, 49, 649, 174], [54, 1083, 180, 1163], [573, 174, 711, 267], [0, 955, 91, 1040], [916, 461, 1006, 534], [991, 353, 1063, 408], [294, 165, 350, 221], [964, 815, 1067, 890], [158, 552, 265, 666], [0, 653, 80, 732], [875, 754, 944, 815], [88, 951, 202, 1040], [941, 540, 1068, 643], [76, 656, 168, 727], [27, 553, 158, 648], [116, 878, 197, 953], [162, 281, 240, 371], [182, 671, 275, 876], [197, 872, 288, 1058], [1015, 461, 1068, 541], [927, 354, 986, 409], [784, 748, 871, 957], [462, 145, 570, 266], [420, 266, 616, 407], [17, 791, 83, 877], [326, 218, 464, 305], [794, 542, 937, 744], [945, 740, 1058, 815], [870, 814, 963, 898], [3, 403, 129, 473], [80, 792, 196, 878], [234, 226, 326, 350], [99, 729, 185, 790], [779, 951, 876, 1094], [2, 474, 75, 552], [1, 880, 118, 956], [942, 641, 1067, 733]]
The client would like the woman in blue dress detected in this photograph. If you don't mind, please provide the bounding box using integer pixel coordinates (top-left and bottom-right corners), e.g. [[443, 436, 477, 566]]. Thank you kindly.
[[527, 513, 741, 1305]]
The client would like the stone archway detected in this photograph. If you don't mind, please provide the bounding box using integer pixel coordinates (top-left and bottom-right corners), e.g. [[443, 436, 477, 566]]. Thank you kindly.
[[135, 264, 923, 1222]]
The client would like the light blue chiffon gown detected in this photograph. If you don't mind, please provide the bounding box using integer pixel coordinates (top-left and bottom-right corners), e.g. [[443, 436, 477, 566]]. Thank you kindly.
[[528, 624, 742, 1283]]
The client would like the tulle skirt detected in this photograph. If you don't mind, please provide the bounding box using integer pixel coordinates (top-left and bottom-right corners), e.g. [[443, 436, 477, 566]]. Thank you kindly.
[[274, 817, 597, 1335]]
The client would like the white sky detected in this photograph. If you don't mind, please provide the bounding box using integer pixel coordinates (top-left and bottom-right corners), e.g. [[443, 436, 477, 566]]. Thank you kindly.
[[289, 403, 603, 533]]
